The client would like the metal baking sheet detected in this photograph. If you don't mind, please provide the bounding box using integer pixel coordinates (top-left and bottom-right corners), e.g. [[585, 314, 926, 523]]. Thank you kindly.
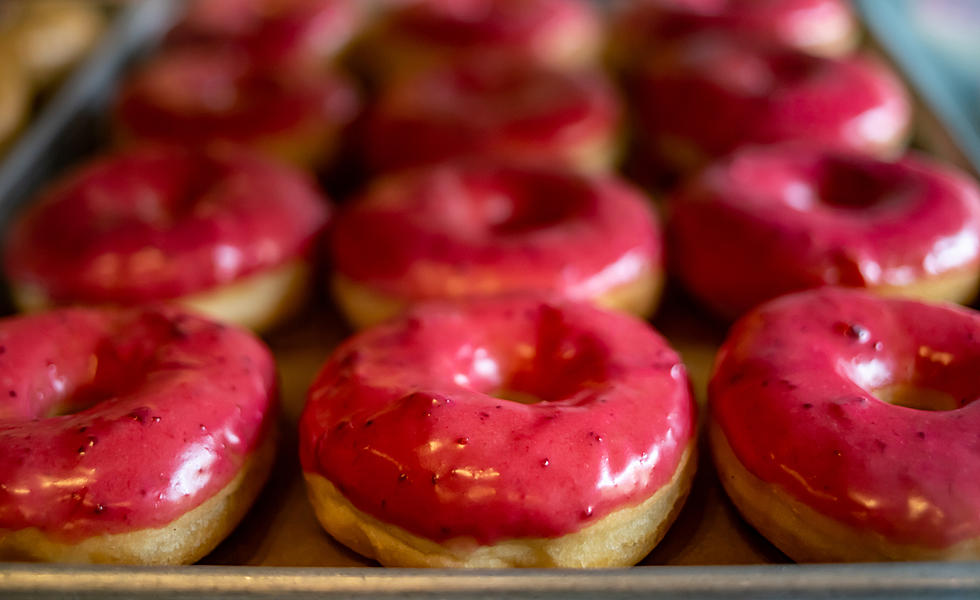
[[0, 1, 978, 598]]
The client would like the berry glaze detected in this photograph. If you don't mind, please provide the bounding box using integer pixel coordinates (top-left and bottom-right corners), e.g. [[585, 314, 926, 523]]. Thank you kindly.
[[365, 59, 619, 173], [630, 34, 909, 171], [115, 45, 359, 154], [0, 306, 276, 540], [4, 145, 329, 304], [710, 288, 980, 548], [331, 163, 660, 305], [614, 0, 856, 58], [170, 0, 361, 71], [299, 299, 696, 544], [669, 146, 980, 318]]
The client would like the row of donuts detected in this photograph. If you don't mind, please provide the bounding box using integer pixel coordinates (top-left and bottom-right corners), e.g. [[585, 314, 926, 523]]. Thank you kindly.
[[1, 0, 979, 568]]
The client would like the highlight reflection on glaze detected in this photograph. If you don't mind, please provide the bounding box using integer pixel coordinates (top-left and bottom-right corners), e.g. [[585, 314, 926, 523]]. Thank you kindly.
[[0, 306, 277, 541], [299, 299, 696, 544]]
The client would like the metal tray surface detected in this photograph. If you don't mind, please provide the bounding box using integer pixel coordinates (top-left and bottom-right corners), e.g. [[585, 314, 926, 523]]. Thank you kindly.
[[0, 2, 978, 598]]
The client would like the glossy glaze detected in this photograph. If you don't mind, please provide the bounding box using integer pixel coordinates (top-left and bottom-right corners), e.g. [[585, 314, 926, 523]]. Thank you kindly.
[[331, 163, 660, 302], [631, 34, 909, 170], [614, 0, 856, 58], [365, 59, 619, 173], [710, 288, 980, 547], [669, 146, 980, 317], [115, 45, 359, 151], [170, 0, 361, 71], [4, 145, 329, 303], [300, 299, 696, 543], [0, 306, 277, 540]]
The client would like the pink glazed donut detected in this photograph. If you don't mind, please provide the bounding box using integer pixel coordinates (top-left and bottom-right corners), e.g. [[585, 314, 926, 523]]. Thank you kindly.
[[329, 162, 663, 328], [4, 145, 330, 332], [610, 0, 858, 65], [364, 59, 621, 174], [364, 0, 602, 79], [115, 45, 360, 169], [629, 34, 910, 175], [0, 305, 277, 564], [299, 298, 697, 567], [669, 146, 980, 319], [710, 287, 980, 561], [170, 0, 363, 72]]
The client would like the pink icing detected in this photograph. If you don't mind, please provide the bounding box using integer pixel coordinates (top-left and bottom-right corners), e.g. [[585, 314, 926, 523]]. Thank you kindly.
[[330, 163, 661, 303], [365, 59, 619, 173], [630, 34, 909, 167], [0, 306, 277, 540], [710, 287, 980, 548], [170, 0, 361, 71], [3, 145, 330, 303], [115, 45, 360, 150], [669, 146, 980, 318], [299, 298, 696, 544], [615, 0, 855, 55]]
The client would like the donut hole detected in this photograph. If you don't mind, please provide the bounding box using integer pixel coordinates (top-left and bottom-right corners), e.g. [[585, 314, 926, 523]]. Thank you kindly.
[[815, 155, 918, 211], [486, 306, 610, 404], [468, 170, 592, 235], [872, 384, 961, 412]]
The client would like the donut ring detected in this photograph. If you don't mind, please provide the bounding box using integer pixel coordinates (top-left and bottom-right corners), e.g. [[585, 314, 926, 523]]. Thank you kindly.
[[300, 298, 697, 567], [0, 0, 103, 87], [171, 0, 363, 72], [364, 59, 621, 174], [329, 163, 663, 328], [630, 35, 910, 175], [4, 145, 330, 332], [115, 45, 360, 169], [669, 146, 980, 319], [363, 0, 602, 80], [710, 287, 980, 561], [0, 305, 277, 564]]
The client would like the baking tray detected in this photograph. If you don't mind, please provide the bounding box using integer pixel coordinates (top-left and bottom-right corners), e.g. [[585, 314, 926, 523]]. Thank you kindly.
[[0, 1, 979, 598]]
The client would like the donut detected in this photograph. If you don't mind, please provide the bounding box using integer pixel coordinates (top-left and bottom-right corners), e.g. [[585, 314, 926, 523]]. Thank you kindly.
[[170, 0, 363, 72], [0, 46, 29, 152], [0, 0, 103, 87], [609, 0, 858, 68], [629, 34, 911, 176], [710, 287, 980, 561], [362, 0, 602, 80], [329, 162, 663, 328], [364, 59, 621, 174], [0, 305, 277, 564], [114, 45, 360, 169], [299, 298, 697, 567], [668, 145, 980, 319], [3, 145, 330, 332]]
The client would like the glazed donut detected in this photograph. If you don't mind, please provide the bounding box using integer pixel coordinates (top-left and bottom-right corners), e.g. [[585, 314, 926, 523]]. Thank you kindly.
[[668, 146, 980, 319], [3, 145, 330, 332], [629, 34, 910, 175], [300, 298, 697, 567], [609, 0, 858, 68], [710, 287, 980, 561], [0, 46, 29, 152], [114, 45, 360, 169], [364, 59, 621, 174], [0, 0, 103, 87], [329, 162, 663, 328], [0, 305, 277, 564], [170, 0, 363, 72], [362, 0, 602, 80]]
